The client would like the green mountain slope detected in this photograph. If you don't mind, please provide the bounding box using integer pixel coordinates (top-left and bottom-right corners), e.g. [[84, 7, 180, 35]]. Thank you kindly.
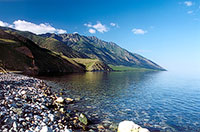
[[41, 33, 165, 70], [55, 54, 113, 72], [0, 27, 89, 59], [71, 58, 113, 72], [0, 29, 85, 75]]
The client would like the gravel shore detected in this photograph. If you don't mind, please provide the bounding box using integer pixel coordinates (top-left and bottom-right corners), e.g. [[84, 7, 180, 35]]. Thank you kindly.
[[0, 73, 70, 132], [0, 73, 118, 132]]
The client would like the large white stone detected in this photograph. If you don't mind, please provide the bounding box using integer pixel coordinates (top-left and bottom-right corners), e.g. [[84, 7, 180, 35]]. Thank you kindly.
[[40, 126, 53, 132], [34, 126, 41, 132], [64, 126, 72, 132], [118, 120, 149, 132], [139, 128, 150, 132]]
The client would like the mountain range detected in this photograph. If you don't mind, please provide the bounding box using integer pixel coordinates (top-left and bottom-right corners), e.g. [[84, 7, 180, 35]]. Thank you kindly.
[[0, 26, 165, 75]]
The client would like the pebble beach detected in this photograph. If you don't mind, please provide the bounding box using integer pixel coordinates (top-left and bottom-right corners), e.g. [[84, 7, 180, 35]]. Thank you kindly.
[[0, 73, 150, 132], [0, 73, 120, 132]]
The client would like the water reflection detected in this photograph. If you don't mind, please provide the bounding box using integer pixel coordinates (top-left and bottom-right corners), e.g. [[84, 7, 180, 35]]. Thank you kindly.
[[40, 71, 160, 99], [39, 71, 200, 132]]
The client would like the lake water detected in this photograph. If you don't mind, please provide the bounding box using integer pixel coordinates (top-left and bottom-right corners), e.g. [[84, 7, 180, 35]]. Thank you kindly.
[[40, 71, 200, 132]]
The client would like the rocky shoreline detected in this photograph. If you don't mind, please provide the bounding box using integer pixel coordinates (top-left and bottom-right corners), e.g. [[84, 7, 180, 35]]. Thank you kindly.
[[0, 73, 150, 132], [0, 73, 116, 132]]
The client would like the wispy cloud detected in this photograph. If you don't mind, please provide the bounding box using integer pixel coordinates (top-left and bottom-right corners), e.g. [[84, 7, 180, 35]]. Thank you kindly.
[[110, 22, 119, 28], [84, 21, 108, 33], [132, 28, 147, 35], [150, 26, 155, 29], [187, 10, 193, 14], [84, 23, 92, 28], [89, 28, 96, 34], [0, 20, 67, 34], [110, 23, 116, 27], [184, 1, 193, 6]]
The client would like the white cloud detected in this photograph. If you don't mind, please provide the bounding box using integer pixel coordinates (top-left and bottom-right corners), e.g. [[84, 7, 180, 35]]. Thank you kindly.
[[57, 29, 67, 34], [93, 22, 108, 33], [89, 28, 96, 34], [132, 28, 147, 35], [73, 32, 78, 34], [0, 20, 67, 34], [13, 20, 67, 34], [84, 21, 108, 33], [0, 20, 9, 27], [184, 1, 193, 6], [0, 20, 13, 28], [187, 10, 193, 14]]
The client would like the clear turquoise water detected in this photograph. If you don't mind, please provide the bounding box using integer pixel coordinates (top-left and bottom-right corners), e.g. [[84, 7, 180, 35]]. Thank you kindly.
[[41, 71, 200, 132]]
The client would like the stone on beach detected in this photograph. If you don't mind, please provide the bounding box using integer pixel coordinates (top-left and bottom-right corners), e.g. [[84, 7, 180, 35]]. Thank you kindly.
[[64, 126, 72, 132], [55, 97, 65, 103], [65, 97, 74, 104], [66, 97, 73, 102], [0, 73, 73, 132], [118, 120, 149, 132], [21, 90, 26, 95], [40, 126, 53, 132], [48, 113, 54, 122]]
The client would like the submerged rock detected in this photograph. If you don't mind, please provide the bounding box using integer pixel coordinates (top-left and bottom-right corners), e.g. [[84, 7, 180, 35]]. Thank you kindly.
[[118, 120, 149, 132], [79, 113, 88, 125]]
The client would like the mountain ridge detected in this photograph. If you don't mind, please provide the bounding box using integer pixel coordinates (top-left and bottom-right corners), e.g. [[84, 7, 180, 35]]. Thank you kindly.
[[40, 33, 165, 70], [0, 26, 165, 71]]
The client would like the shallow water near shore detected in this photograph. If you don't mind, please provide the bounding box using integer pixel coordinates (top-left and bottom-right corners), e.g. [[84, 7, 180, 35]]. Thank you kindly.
[[39, 71, 200, 132]]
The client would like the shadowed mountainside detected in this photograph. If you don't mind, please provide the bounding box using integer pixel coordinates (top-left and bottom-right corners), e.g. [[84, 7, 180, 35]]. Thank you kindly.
[[0, 29, 86, 75], [0, 27, 89, 59]]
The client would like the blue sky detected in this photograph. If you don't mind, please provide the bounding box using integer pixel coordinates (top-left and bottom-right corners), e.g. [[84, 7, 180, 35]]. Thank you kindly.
[[0, 0, 200, 73]]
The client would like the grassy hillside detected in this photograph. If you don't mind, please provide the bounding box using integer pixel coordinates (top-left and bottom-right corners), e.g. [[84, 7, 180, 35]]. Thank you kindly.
[[109, 65, 158, 71], [72, 58, 113, 71], [0, 26, 89, 59], [0, 29, 85, 75], [41, 33, 165, 71], [38, 51, 113, 72]]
